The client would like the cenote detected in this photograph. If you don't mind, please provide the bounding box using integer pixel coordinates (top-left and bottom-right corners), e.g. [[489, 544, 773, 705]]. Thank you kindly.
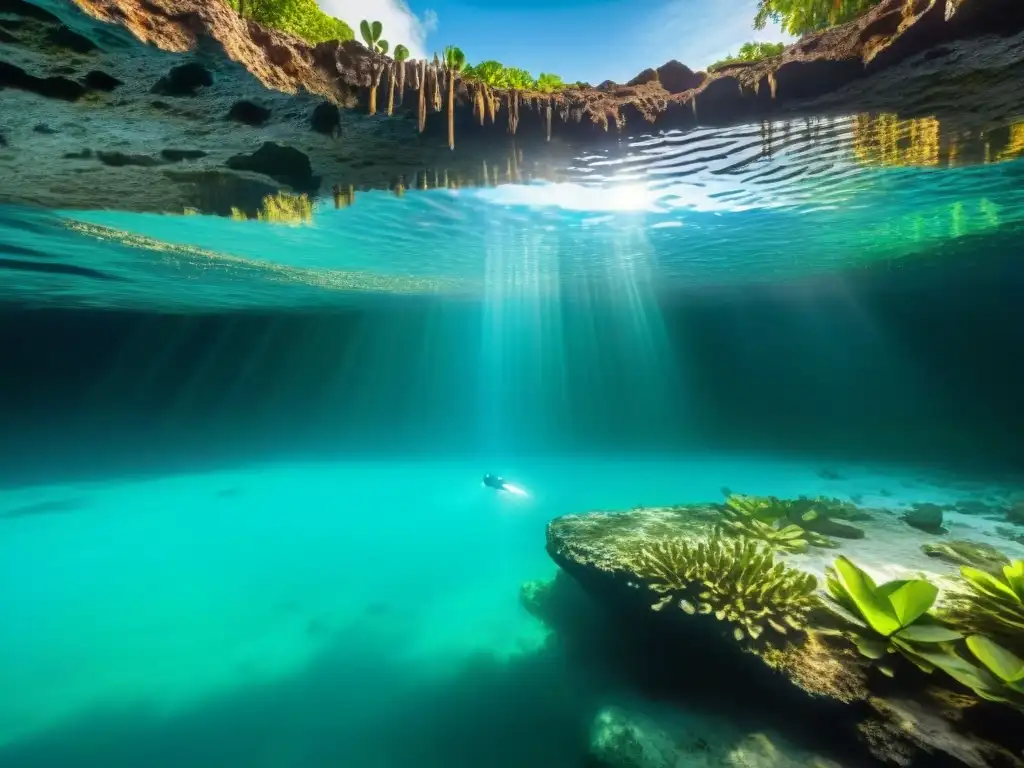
[[2, 0, 1024, 766]]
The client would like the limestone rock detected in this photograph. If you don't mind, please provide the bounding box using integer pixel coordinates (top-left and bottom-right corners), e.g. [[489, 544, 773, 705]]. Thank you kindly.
[[588, 704, 845, 768]]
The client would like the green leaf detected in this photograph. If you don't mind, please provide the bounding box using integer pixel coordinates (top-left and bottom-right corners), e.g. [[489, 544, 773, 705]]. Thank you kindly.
[[855, 636, 888, 659], [360, 19, 371, 44], [962, 566, 1021, 602], [1004, 561, 1024, 596], [394, 44, 410, 62], [966, 635, 1024, 683], [894, 624, 962, 644], [377, 39, 389, 55], [833, 556, 902, 636], [371, 20, 382, 41], [881, 580, 938, 628]]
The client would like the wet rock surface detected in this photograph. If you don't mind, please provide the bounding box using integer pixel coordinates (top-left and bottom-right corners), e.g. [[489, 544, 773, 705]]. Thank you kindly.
[[0, 0, 1022, 213], [546, 497, 1024, 768]]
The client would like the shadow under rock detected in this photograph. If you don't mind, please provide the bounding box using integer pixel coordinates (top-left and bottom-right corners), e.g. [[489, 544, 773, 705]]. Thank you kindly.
[[0, 625, 598, 768]]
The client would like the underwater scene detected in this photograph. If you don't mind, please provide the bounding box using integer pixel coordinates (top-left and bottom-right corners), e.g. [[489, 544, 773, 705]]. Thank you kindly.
[[3, 0, 1024, 766]]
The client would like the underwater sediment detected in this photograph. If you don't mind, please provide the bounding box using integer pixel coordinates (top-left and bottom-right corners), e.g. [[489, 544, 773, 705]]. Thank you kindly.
[[1, 0, 1024, 213], [538, 493, 1024, 767]]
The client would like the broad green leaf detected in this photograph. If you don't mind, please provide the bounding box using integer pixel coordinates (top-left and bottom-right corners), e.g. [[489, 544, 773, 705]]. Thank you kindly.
[[966, 635, 1024, 683], [962, 566, 1020, 602], [371, 20, 382, 40], [855, 636, 888, 659], [894, 624, 962, 644], [360, 19, 371, 43], [882, 580, 938, 629], [833, 557, 902, 636], [377, 40, 389, 55], [1004, 561, 1024, 597]]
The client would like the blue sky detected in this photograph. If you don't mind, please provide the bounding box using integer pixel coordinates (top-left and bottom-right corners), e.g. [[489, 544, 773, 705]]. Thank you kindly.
[[319, 0, 795, 84]]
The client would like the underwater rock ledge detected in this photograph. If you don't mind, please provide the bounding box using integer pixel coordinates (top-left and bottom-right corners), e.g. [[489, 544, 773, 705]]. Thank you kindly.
[[545, 500, 1024, 768], [0, 0, 1023, 213]]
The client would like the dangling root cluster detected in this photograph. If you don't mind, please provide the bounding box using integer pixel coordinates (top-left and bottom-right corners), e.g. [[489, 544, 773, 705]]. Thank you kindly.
[[623, 536, 819, 646]]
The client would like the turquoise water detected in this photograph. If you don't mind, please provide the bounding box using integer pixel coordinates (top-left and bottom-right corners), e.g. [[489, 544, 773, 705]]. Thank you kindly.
[[3, 115, 1024, 766]]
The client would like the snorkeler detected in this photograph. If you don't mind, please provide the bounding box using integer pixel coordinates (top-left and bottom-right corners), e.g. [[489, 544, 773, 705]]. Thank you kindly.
[[483, 474, 508, 491], [483, 474, 529, 497]]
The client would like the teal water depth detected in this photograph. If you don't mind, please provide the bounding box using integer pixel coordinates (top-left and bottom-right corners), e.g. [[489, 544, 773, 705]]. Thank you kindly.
[[2, 115, 1024, 767]]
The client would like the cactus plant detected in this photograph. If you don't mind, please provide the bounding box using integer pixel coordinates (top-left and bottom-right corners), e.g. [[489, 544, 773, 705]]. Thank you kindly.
[[359, 20, 389, 115], [393, 44, 410, 107], [442, 46, 466, 150]]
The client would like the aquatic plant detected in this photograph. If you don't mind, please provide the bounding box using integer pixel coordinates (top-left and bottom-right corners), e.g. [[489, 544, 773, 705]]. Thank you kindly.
[[824, 556, 962, 677], [921, 540, 1010, 573], [443, 46, 466, 150], [719, 494, 839, 551], [360, 20, 389, 115], [625, 535, 818, 645], [942, 561, 1024, 655], [963, 635, 1024, 706]]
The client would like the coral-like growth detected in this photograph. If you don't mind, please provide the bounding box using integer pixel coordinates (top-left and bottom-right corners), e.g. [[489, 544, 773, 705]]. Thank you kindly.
[[623, 536, 818, 645]]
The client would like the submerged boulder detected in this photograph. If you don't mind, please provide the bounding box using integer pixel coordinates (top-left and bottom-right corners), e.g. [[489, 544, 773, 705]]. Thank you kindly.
[[903, 503, 948, 534]]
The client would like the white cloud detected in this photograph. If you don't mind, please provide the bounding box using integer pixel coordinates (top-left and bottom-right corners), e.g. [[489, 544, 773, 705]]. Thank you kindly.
[[644, 0, 797, 74], [317, 0, 436, 58], [421, 9, 439, 33]]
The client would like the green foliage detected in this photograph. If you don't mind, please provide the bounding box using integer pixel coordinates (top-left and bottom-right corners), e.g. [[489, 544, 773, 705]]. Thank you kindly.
[[461, 61, 563, 92], [914, 635, 1024, 709], [359, 19, 388, 54], [443, 45, 466, 73], [921, 540, 1010, 573], [227, 0, 353, 44], [464, 60, 505, 85], [394, 44, 410, 62], [624, 535, 818, 645], [709, 41, 786, 71], [943, 561, 1024, 655], [753, 0, 882, 36], [502, 66, 536, 90], [719, 495, 839, 551], [535, 72, 564, 93], [825, 556, 962, 676]]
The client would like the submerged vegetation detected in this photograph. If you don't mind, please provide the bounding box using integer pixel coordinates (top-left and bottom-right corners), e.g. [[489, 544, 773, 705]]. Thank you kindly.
[[225, 0, 352, 44], [625, 535, 819, 645]]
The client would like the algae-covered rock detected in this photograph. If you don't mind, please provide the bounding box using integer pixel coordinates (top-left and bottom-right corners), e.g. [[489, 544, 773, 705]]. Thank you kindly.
[[547, 504, 1024, 768], [922, 540, 1010, 572], [588, 704, 846, 768], [903, 503, 948, 534]]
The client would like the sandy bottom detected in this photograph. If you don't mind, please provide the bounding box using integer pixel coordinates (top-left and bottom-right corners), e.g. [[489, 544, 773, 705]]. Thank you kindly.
[[0, 452, 1020, 765]]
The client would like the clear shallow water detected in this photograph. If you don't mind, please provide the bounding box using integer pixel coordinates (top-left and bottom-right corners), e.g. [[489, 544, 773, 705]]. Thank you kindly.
[[3, 108, 1024, 767], [2, 452, 1019, 765]]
